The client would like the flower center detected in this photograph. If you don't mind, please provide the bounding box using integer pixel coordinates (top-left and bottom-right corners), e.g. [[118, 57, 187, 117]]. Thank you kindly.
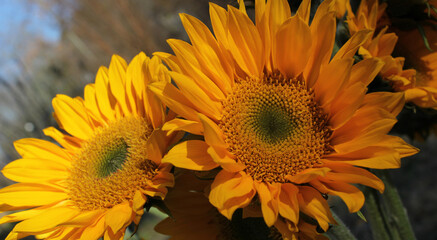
[[219, 75, 332, 183], [67, 117, 157, 210]]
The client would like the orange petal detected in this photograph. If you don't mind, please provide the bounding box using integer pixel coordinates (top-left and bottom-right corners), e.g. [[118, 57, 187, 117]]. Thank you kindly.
[[328, 82, 367, 130], [314, 58, 353, 107], [322, 162, 384, 193], [349, 58, 384, 87], [275, 15, 312, 78], [324, 146, 401, 169], [227, 5, 263, 77], [331, 107, 397, 152], [312, 179, 364, 213], [298, 186, 335, 231], [362, 92, 405, 116], [278, 183, 299, 224], [304, 11, 336, 87], [254, 182, 280, 226], [285, 167, 330, 184], [333, 30, 372, 60]]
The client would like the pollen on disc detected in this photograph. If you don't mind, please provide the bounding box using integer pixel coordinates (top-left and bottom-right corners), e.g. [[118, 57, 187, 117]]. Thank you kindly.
[[219, 75, 332, 183], [67, 117, 157, 210]]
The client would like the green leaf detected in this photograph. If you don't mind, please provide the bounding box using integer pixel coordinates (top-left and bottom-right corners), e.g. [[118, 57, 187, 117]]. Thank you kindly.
[[357, 210, 367, 222]]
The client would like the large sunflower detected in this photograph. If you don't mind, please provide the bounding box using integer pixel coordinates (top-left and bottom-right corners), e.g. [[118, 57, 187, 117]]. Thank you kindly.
[[0, 53, 176, 239], [152, 0, 418, 231]]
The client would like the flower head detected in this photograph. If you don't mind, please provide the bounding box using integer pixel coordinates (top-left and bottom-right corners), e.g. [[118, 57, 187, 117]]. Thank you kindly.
[[347, 0, 437, 108], [153, 0, 419, 230], [0, 53, 176, 239]]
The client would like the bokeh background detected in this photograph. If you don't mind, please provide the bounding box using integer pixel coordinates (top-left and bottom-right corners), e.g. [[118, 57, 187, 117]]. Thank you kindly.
[[0, 0, 435, 239]]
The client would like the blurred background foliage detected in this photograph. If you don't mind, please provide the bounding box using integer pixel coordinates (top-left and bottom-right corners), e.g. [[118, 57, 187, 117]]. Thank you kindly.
[[0, 0, 436, 239]]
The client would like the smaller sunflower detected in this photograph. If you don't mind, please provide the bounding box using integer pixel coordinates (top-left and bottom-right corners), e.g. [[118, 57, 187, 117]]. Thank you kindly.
[[392, 21, 437, 108], [0, 53, 177, 239], [346, 0, 437, 108]]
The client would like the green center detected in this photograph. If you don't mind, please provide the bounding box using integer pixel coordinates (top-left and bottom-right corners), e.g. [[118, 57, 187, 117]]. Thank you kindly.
[[250, 105, 294, 144], [97, 139, 129, 178]]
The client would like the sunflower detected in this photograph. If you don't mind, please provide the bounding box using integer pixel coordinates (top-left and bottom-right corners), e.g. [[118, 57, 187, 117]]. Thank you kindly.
[[0, 53, 177, 239], [151, 0, 418, 231], [346, 0, 437, 108], [155, 171, 326, 240], [391, 19, 437, 108]]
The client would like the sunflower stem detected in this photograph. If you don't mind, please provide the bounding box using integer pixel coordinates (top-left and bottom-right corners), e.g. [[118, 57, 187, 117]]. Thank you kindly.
[[364, 188, 391, 240], [326, 211, 357, 240], [379, 170, 416, 240]]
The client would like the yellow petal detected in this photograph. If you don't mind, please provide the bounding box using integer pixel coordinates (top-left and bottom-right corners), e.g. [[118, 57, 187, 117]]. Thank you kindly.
[[80, 215, 105, 240], [0, 183, 67, 210], [108, 55, 130, 116], [52, 94, 94, 140], [14, 206, 79, 233], [94, 66, 116, 122], [374, 135, 418, 158], [148, 81, 199, 121], [198, 113, 226, 149], [13, 138, 71, 166], [162, 118, 203, 135], [145, 129, 167, 164], [170, 72, 222, 120], [84, 84, 105, 124], [43, 127, 82, 151], [105, 201, 132, 234], [162, 140, 219, 171], [2, 158, 69, 183]]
